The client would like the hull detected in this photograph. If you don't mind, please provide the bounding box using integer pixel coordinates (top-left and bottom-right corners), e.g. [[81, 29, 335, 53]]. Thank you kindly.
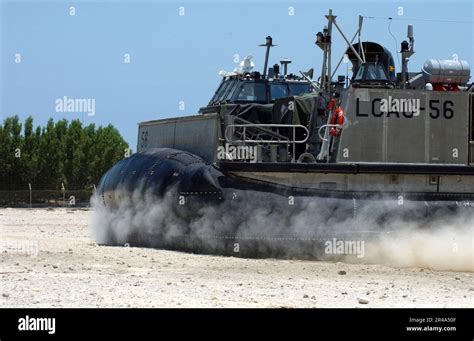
[[92, 148, 474, 257], [97, 148, 474, 210], [220, 161, 474, 202]]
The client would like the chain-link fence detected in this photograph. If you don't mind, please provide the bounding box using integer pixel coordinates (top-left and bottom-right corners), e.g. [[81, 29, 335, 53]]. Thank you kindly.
[[0, 189, 93, 207]]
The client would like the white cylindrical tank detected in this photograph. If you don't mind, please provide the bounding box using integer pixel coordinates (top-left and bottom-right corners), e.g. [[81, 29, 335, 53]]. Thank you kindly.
[[422, 59, 470, 85]]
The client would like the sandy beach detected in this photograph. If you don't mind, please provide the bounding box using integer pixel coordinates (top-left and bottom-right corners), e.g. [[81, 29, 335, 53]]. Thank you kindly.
[[0, 208, 472, 308]]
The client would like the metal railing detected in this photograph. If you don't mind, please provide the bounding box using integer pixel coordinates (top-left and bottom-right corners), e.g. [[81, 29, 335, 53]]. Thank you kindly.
[[317, 123, 344, 163], [318, 124, 343, 142], [225, 124, 309, 143], [228, 117, 290, 142], [224, 123, 309, 162]]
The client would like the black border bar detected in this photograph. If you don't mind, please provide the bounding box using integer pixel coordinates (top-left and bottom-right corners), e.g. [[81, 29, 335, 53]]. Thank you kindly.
[[0, 308, 472, 340]]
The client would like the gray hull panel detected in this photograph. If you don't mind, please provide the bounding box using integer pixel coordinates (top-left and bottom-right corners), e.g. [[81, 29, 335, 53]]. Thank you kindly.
[[337, 89, 470, 165], [223, 169, 474, 201]]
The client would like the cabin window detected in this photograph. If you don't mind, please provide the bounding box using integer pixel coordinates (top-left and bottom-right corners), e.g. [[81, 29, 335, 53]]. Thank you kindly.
[[223, 80, 238, 101], [209, 81, 226, 104], [216, 80, 232, 102], [235, 82, 267, 102], [289, 83, 311, 96], [353, 63, 388, 82], [353, 66, 365, 81], [270, 83, 288, 101], [366, 63, 388, 81]]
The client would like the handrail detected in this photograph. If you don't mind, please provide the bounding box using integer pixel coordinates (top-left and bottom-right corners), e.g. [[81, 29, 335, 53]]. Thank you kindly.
[[232, 117, 289, 141], [225, 123, 309, 163], [225, 124, 309, 144], [318, 124, 342, 142]]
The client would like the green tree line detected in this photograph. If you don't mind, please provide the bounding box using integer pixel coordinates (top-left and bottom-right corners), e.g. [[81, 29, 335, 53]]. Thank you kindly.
[[0, 115, 129, 190]]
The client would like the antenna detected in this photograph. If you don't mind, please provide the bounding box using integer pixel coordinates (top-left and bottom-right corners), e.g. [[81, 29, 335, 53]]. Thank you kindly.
[[400, 24, 415, 89], [280, 58, 292, 76], [259, 36, 276, 79]]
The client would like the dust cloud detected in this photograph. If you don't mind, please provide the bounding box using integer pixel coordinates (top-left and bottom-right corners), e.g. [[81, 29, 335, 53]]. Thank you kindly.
[[90, 189, 473, 272]]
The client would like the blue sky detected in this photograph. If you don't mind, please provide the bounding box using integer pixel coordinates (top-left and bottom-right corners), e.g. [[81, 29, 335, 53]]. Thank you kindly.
[[1, 0, 473, 150]]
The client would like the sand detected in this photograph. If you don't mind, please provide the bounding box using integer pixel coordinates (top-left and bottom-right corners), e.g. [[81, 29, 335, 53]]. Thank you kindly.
[[0, 208, 472, 308]]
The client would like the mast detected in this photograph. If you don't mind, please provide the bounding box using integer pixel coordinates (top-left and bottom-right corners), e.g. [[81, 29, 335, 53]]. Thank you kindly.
[[326, 9, 335, 92], [259, 36, 276, 79]]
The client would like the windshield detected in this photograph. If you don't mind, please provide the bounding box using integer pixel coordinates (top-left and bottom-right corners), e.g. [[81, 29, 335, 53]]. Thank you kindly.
[[366, 63, 388, 80], [209, 81, 225, 104], [353, 63, 388, 82], [354, 66, 365, 81], [216, 80, 232, 102], [234, 82, 267, 102], [270, 83, 288, 101], [223, 80, 238, 101], [288, 83, 311, 96]]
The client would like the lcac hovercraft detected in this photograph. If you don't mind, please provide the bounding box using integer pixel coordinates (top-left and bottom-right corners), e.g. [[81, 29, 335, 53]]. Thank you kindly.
[[94, 10, 474, 256]]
